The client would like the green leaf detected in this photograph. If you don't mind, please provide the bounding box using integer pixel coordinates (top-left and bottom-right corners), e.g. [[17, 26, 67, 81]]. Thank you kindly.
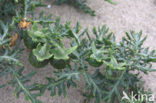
[[104, 56, 126, 70], [50, 39, 77, 60], [33, 43, 53, 61], [32, 22, 38, 31], [90, 42, 107, 62], [52, 46, 78, 60], [27, 23, 48, 43], [28, 30, 45, 42], [147, 57, 156, 62], [105, 0, 116, 5]]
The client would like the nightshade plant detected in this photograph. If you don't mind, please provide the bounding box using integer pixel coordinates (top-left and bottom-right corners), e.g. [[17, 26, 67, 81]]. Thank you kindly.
[[0, 0, 156, 103]]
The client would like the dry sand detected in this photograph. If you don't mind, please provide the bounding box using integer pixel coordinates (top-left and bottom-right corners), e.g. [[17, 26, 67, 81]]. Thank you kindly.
[[0, 0, 156, 103]]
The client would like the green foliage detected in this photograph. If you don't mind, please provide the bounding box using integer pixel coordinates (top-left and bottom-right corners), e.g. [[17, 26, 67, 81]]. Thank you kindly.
[[0, 0, 47, 103], [0, 0, 18, 23], [54, 0, 116, 16], [50, 58, 69, 69], [0, 21, 41, 103], [53, 0, 95, 16], [53, 0, 116, 16], [27, 22, 78, 61], [29, 51, 49, 68], [23, 32, 38, 49], [0, 0, 156, 103], [33, 43, 53, 61], [105, 0, 116, 4], [87, 58, 103, 67]]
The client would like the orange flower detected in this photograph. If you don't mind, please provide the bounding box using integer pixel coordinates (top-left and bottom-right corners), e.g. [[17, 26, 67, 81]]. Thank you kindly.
[[9, 33, 18, 47], [19, 18, 31, 29]]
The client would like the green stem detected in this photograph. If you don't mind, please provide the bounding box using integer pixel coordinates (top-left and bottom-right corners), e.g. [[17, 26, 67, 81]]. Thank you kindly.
[[9, 67, 37, 103]]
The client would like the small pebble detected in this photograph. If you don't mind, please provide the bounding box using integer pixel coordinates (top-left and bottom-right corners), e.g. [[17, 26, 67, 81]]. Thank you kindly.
[[47, 5, 51, 8]]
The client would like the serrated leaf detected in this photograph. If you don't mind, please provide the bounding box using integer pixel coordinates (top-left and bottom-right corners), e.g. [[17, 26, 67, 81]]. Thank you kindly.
[[50, 40, 77, 60], [104, 56, 126, 70], [33, 43, 53, 61], [90, 42, 106, 62], [27, 23, 48, 43]]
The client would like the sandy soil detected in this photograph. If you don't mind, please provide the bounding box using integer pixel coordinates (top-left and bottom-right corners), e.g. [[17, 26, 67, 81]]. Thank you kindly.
[[0, 0, 156, 103]]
